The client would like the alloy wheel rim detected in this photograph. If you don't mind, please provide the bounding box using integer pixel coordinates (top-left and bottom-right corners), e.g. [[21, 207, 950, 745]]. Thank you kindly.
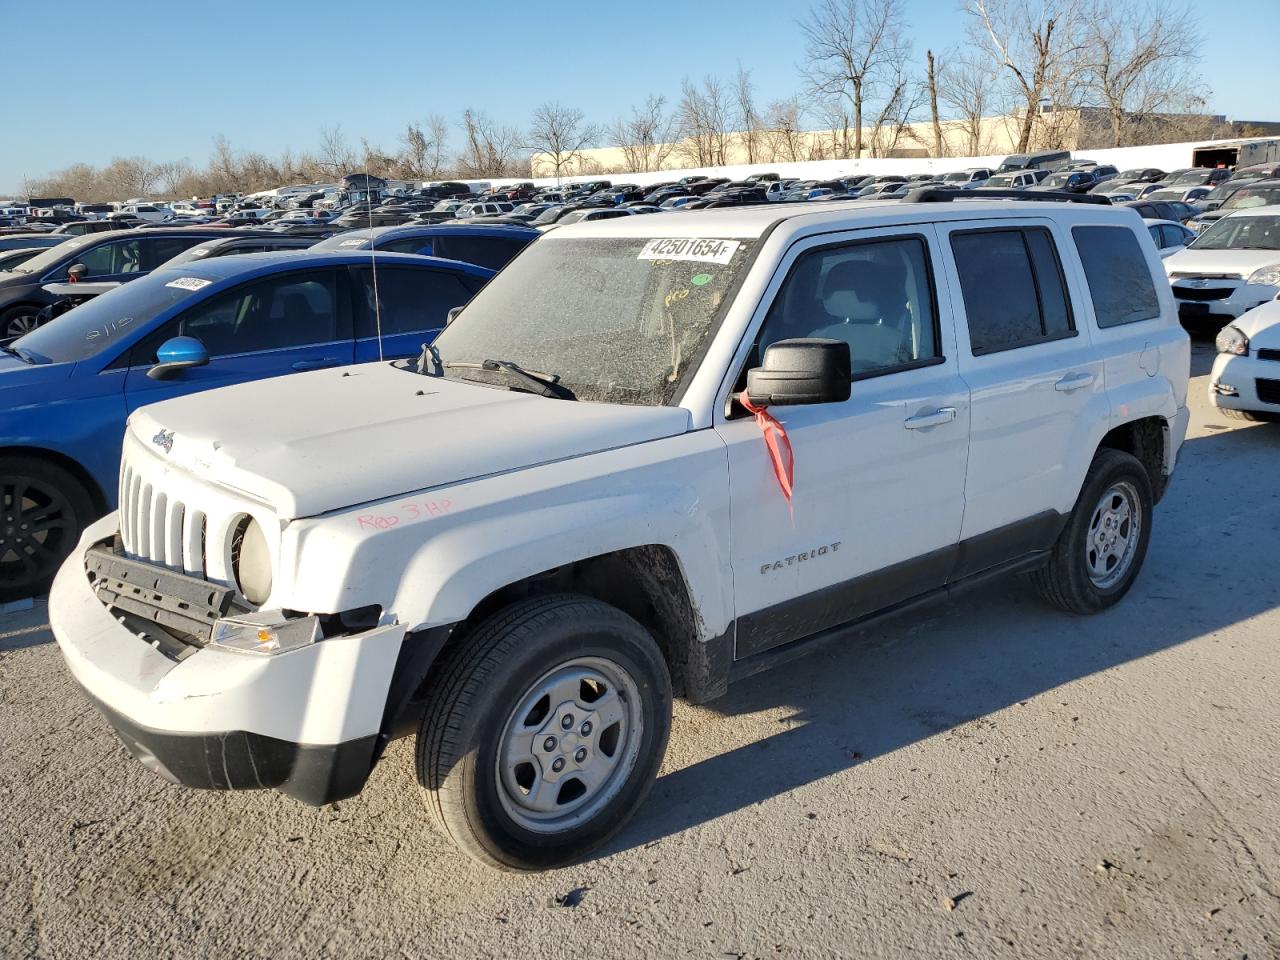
[[5, 313, 38, 337], [495, 656, 643, 834], [1086, 481, 1141, 589], [0, 476, 72, 592]]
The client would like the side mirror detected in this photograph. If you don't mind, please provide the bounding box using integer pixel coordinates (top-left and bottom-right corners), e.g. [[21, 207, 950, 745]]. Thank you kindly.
[[66, 263, 87, 283], [147, 336, 209, 380], [446, 306, 463, 326], [745, 338, 851, 407]]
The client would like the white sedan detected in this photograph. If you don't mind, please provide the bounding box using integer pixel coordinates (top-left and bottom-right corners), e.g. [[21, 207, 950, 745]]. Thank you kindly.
[[1164, 205, 1280, 326], [1144, 218, 1195, 257], [1209, 300, 1280, 421]]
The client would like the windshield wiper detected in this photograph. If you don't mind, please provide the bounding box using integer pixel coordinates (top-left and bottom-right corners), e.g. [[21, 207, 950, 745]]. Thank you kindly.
[[444, 359, 576, 400]]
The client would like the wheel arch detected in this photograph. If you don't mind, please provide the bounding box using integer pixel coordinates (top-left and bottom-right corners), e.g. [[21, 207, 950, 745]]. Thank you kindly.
[[0, 445, 108, 512], [1096, 415, 1170, 503]]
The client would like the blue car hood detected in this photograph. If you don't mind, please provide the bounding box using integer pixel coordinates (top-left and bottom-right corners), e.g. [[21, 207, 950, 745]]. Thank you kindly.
[[0, 356, 74, 406]]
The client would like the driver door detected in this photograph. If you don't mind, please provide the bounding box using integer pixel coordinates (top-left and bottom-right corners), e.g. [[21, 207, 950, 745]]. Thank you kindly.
[[123, 268, 354, 412]]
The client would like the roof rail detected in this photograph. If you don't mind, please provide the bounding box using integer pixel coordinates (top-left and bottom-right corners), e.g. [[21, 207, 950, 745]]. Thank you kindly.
[[903, 187, 1112, 205]]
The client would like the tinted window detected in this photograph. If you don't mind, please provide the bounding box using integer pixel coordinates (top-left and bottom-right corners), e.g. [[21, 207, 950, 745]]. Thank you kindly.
[[1072, 226, 1160, 328], [60, 238, 144, 279], [352, 266, 473, 337], [433, 235, 531, 270], [951, 228, 1073, 354], [133, 270, 345, 361], [380, 237, 431, 255], [146, 235, 210, 268], [758, 236, 939, 376]]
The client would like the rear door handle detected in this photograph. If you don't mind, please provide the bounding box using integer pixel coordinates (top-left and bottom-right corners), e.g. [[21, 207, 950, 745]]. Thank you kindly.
[[1055, 372, 1096, 392], [292, 357, 340, 371], [904, 406, 957, 430]]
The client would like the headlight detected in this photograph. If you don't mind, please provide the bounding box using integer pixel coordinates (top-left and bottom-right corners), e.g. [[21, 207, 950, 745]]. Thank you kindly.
[[1215, 325, 1249, 356], [211, 610, 319, 656], [232, 516, 272, 605], [1247, 265, 1280, 286]]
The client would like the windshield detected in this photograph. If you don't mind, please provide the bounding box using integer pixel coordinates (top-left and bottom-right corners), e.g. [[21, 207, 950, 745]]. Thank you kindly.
[[942, 172, 972, 182], [11, 272, 200, 364], [424, 236, 757, 405], [987, 174, 1019, 187], [1041, 174, 1071, 187], [4, 237, 76, 274], [1222, 186, 1280, 210], [1190, 215, 1280, 251]]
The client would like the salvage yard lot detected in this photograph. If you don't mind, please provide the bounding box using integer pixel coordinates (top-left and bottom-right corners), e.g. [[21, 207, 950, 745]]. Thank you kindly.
[[2, 340, 1277, 960]]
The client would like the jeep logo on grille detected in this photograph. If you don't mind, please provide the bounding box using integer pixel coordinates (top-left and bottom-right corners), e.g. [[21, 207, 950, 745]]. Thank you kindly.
[[151, 429, 175, 453]]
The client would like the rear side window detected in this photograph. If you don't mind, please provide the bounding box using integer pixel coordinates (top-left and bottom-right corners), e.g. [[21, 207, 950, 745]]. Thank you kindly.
[[1072, 226, 1161, 328], [352, 266, 475, 337], [433, 235, 531, 270], [950, 228, 1074, 354]]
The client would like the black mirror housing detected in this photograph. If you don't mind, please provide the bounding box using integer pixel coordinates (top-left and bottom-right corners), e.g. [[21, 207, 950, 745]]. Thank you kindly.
[[745, 338, 851, 407]]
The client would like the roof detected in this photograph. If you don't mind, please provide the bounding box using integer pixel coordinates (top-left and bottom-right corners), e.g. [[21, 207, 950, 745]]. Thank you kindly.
[[148, 249, 495, 284], [548, 196, 1141, 241]]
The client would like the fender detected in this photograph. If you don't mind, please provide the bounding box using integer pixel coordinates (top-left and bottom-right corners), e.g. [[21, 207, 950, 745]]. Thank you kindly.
[[279, 429, 734, 641]]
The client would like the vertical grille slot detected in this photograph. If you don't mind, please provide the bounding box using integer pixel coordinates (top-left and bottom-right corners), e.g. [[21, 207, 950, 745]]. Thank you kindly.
[[135, 483, 153, 559], [183, 509, 207, 578], [165, 501, 185, 569]]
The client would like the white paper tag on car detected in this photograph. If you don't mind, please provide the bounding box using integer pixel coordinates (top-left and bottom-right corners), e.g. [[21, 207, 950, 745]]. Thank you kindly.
[[339, 238, 366, 247], [165, 277, 212, 291], [638, 238, 740, 264]]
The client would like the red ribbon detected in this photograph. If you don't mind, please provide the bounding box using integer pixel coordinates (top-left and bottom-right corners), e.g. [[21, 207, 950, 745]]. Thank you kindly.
[[738, 393, 794, 505]]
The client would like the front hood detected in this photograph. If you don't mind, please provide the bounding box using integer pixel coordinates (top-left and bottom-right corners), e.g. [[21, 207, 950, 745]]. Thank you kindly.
[[0, 356, 73, 404], [1232, 301, 1280, 345], [129, 362, 692, 520], [1165, 248, 1280, 278]]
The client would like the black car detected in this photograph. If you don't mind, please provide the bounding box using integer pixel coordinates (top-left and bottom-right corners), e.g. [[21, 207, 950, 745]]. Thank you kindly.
[[1121, 199, 1200, 224], [1031, 170, 1098, 193], [0, 227, 229, 337], [0, 233, 69, 253]]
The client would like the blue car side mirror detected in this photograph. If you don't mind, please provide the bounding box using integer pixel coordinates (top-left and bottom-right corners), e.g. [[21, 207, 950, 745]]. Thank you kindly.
[[147, 336, 209, 380]]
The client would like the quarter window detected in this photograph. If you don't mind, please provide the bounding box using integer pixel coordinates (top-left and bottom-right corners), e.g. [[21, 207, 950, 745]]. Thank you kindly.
[[758, 235, 940, 376], [1072, 225, 1161, 328], [951, 228, 1074, 354]]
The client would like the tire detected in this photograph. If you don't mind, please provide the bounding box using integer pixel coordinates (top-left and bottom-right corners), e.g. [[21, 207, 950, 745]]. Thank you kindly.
[[0, 456, 97, 602], [1220, 407, 1280, 423], [1, 305, 42, 338], [1031, 449, 1153, 615], [416, 594, 672, 871]]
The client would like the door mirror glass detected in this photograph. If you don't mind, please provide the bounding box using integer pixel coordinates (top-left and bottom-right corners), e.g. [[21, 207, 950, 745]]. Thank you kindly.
[[745, 338, 851, 407], [147, 335, 209, 380]]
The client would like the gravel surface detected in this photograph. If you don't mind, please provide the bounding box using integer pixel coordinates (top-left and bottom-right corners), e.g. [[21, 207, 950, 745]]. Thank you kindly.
[[3, 340, 1278, 959]]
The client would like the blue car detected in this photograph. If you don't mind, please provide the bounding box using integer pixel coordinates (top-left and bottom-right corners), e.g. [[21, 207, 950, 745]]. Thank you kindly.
[[312, 223, 538, 271], [0, 249, 492, 599]]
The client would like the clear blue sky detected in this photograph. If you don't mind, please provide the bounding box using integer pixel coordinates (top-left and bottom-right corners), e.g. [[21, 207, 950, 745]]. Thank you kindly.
[[3, 0, 1277, 193]]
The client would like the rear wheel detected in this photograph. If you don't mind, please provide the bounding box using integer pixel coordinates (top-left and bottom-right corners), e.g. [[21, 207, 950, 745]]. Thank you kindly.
[[0, 457, 96, 602], [417, 594, 671, 871], [1032, 449, 1153, 614], [1, 305, 41, 338]]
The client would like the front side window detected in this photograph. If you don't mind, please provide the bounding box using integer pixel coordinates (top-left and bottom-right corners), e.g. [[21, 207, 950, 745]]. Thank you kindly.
[[1073, 226, 1161, 328], [63, 238, 144, 278], [951, 228, 1074, 354], [757, 236, 940, 377], [133, 271, 345, 361]]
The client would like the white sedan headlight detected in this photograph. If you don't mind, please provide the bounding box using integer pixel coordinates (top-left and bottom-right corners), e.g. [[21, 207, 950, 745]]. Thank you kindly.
[[1215, 325, 1249, 356], [1247, 265, 1280, 286]]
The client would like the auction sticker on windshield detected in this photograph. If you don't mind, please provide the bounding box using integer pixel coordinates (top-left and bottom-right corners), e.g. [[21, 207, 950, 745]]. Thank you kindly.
[[165, 277, 212, 291], [638, 238, 741, 264]]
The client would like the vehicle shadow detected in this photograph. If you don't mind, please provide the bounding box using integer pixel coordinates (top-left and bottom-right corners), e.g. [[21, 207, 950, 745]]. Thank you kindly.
[[607, 420, 1280, 856]]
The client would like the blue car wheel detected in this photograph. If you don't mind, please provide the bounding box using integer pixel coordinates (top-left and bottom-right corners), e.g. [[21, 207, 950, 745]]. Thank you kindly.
[[0, 456, 96, 601]]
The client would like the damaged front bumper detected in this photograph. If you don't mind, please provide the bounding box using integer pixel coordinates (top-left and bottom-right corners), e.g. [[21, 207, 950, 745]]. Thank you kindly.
[[49, 514, 407, 806]]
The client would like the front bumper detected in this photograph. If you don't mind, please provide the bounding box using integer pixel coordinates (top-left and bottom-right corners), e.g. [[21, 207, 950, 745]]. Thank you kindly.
[[1209, 353, 1280, 415], [49, 514, 407, 805], [1171, 281, 1278, 323]]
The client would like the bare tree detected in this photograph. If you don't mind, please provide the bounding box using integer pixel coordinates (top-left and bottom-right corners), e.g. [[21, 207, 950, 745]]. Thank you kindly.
[[608, 95, 677, 172], [316, 125, 356, 178], [762, 97, 810, 162], [675, 75, 734, 167], [456, 109, 524, 178], [732, 64, 764, 163], [866, 67, 925, 157], [1081, 0, 1205, 146], [937, 55, 999, 155], [799, 0, 910, 159], [963, 0, 1088, 153], [925, 50, 945, 157], [399, 115, 450, 179], [526, 102, 599, 181]]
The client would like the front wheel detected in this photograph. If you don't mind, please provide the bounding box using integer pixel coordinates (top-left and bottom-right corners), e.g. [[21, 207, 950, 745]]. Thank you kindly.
[[417, 594, 672, 871], [1, 305, 42, 338], [0, 456, 97, 602], [1031, 449, 1153, 614]]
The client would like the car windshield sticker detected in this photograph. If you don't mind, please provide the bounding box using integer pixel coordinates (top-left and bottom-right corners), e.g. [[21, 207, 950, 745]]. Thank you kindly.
[[165, 277, 212, 291], [339, 238, 366, 248], [638, 238, 741, 264], [189, 248, 209, 257]]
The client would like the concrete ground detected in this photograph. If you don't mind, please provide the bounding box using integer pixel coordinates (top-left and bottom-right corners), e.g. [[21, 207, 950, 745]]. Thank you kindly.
[[2, 340, 1278, 960]]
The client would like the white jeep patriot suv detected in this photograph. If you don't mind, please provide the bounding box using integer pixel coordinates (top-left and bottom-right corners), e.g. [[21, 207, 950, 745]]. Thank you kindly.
[[50, 193, 1190, 870]]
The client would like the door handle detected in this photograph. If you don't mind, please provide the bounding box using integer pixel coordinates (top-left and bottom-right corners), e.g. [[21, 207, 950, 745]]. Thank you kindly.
[[1055, 372, 1096, 392], [904, 406, 957, 430], [292, 357, 340, 371]]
